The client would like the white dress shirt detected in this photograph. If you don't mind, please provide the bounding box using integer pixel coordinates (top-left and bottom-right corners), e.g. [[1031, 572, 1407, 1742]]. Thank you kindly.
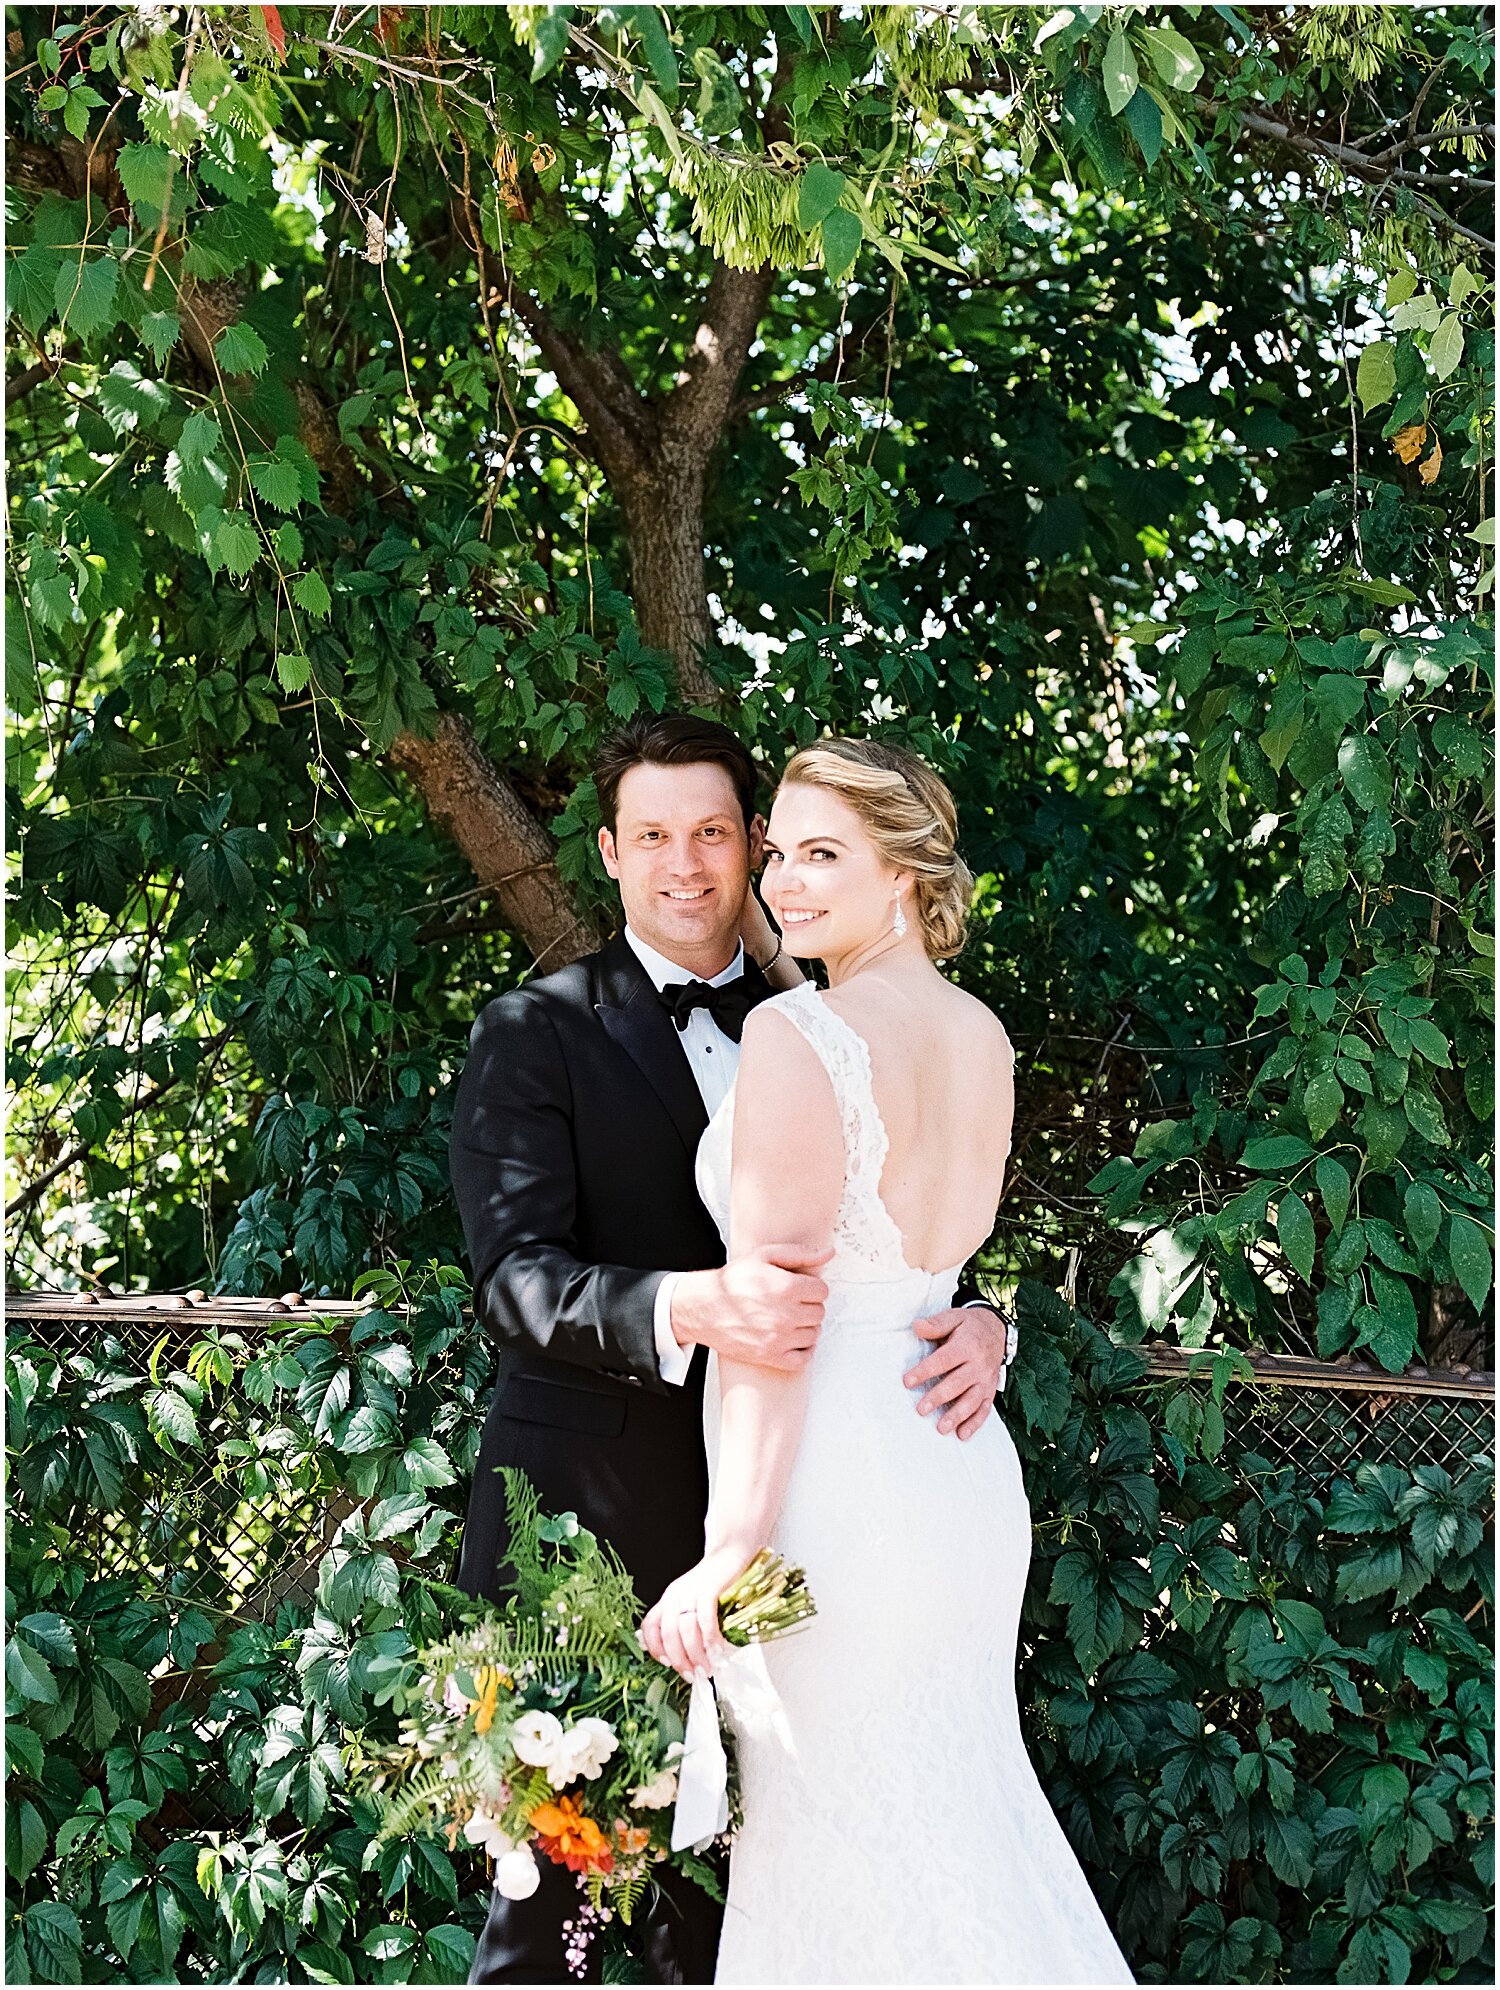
[[624, 926, 746, 1387]]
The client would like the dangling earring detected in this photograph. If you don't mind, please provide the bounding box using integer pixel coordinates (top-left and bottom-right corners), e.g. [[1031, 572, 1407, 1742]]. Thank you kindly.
[[892, 891, 908, 939]]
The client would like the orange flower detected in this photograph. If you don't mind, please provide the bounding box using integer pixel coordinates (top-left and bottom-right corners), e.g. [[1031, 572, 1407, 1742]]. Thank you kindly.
[[613, 1820, 651, 1857], [530, 1794, 614, 1875]]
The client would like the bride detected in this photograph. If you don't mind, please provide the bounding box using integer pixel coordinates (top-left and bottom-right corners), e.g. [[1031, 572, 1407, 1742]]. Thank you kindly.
[[641, 739, 1132, 1986]]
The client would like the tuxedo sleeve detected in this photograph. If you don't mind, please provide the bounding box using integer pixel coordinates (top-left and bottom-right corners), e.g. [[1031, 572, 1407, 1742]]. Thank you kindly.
[[449, 991, 670, 1389]]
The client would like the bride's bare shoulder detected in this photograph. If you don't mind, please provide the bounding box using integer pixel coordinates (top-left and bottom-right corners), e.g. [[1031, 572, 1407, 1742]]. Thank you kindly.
[[823, 976, 1012, 1070], [946, 982, 1015, 1062]]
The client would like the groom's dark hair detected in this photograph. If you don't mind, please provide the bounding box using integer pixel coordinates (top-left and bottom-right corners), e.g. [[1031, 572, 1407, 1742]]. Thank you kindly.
[[594, 714, 758, 834]]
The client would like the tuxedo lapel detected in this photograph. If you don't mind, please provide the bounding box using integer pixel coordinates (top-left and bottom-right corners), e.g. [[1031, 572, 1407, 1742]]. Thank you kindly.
[[591, 934, 710, 1161]]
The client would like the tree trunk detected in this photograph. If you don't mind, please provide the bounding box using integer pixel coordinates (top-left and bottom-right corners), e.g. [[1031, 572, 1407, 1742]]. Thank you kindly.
[[388, 714, 604, 968], [620, 457, 720, 705]]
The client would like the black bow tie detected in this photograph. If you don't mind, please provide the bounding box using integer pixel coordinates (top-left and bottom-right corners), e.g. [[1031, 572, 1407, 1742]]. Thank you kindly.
[[658, 959, 771, 1043]]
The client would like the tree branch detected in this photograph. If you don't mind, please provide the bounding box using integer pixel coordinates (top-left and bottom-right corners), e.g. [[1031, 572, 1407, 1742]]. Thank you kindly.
[[1204, 97, 1496, 255], [8, 1026, 234, 1223], [6, 361, 53, 405]]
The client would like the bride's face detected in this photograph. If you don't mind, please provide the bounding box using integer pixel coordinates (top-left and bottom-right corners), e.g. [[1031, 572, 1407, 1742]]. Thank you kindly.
[[761, 784, 906, 960]]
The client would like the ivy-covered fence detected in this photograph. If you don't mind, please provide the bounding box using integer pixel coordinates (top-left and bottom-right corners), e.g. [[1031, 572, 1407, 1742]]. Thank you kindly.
[[5, 1279, 1494, 1985]]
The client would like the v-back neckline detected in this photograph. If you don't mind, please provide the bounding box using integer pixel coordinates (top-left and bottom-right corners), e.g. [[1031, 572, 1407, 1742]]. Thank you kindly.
[[780, 984, 969, 1284]]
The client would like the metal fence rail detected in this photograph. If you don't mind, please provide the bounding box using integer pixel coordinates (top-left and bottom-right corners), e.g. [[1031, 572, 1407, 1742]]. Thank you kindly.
[[7, 1292, 1495, 1615]]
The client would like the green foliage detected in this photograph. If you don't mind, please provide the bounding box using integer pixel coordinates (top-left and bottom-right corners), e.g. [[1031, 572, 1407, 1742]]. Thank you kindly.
[[1008, 1282, 1493, 1985], [5, 1275, 489, 1983]]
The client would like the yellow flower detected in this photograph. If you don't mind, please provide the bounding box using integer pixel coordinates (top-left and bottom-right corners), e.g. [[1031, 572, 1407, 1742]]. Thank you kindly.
[[472, 1666, 510, 1735]]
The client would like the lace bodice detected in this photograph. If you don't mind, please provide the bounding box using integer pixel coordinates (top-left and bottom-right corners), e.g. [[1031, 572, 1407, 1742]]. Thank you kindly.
[[696, 980, 1008, 1297]]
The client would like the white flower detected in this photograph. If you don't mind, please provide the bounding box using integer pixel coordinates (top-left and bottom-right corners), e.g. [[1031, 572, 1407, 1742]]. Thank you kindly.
[[553, 1717, 619, 1785], [462, 1806, 513, 1859], [509, 1710, 565, 1767], [494, 1846, 541, 1900], [629, 1767, 678, 1811]]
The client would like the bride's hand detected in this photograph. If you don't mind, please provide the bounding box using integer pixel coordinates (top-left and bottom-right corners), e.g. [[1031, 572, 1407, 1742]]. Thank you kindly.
[[640, 1542, 752, 1682]]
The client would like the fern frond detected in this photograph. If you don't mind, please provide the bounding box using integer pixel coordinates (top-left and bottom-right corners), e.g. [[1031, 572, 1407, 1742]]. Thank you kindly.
[[377, 1760, 467, 1842], [501, 1466, 550, 1610]]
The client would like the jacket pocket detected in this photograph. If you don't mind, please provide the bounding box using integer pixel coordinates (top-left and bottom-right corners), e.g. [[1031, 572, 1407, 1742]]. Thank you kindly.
[[499, 1373, 629, 1439]]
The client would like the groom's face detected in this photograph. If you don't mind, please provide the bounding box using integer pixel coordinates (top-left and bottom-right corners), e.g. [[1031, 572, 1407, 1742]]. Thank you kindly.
[[598, 761, 761, 973]]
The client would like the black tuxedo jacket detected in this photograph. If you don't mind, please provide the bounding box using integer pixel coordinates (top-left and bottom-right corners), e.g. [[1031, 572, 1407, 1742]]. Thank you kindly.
[[451, 933, 727, 1609], [450, 931, 992, 1613]]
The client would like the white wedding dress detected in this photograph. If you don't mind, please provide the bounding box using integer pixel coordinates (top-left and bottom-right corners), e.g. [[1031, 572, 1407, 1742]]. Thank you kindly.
[[695, 983, 1133, 1986]]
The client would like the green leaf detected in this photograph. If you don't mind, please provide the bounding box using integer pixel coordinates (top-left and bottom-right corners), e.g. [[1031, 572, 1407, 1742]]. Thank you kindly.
[[18, 1612, 77, 1666], [24, 1901, 82, 1984], [1261, 1808, 1315, 1887], [1447, 1214, 1492, 1312], [1138, 23, 1204, 91], [215, 512, 261, 578], [528, 4, 575, 78], [249, 458, 305, 511], [820, 206, 863, 284], [1123, 86, 1163, 165], [1277, 1189, 1316, 1282], [6, 1634, 58, 1704], [423, 1926, 475, 1980], [9, 243, 63, 334], [215, 321, 269, 376], [117, 141, 176, 213], [1429, 312, 1465, 382], [178, 408, 224, 469], [276, 521, 306, 565], [182, 201, 279, 279], [1384, 269, 1419, 309], [145, 1386, 199, 1447], [1103, 28, 1139, 113], [1242, 1134, 1314, 1168], [1403, 1180, 1442, 1256], [63, 88, 94, 142], [1337, 735, 1390, 811], [691, 43, 741, 135], [293, 570, 332, 618], [1356, 341, 1397, 413], [97, 361, 174, 435], [1258, 677, 1304, 774], [1448, 263, 1482, 308], [396, 1436, 456, 1489], [798, 160, 847, 230], [1303, 1070, 1344, 1143], [633, 8, 678, 91], [8, 1799, 48, 1884], [53, 255, 119, 340], [1316, 1155, 1351, 1235], [275, 651, 312, 693], [140, 309, 180, 362]]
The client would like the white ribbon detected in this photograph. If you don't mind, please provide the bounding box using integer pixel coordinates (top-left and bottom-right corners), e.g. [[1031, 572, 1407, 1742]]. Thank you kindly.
[[670, 1672, 729, 1852]]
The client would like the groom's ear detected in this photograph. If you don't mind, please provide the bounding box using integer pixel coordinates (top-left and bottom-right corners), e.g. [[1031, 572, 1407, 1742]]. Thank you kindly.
[[598, 825, 621, 879], [747, 814, 767, 866]]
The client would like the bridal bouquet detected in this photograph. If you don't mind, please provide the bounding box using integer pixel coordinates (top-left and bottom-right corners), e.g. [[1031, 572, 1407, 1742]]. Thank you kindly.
[[357, 1471, 813, 1975]]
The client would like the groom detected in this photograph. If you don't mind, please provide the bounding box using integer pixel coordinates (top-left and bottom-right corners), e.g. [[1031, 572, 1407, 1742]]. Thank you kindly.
[[449, 713, 1012, 1984]]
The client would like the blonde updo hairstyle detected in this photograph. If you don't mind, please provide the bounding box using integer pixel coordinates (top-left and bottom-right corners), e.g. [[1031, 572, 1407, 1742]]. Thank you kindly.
[[777, 739, 973, 961]]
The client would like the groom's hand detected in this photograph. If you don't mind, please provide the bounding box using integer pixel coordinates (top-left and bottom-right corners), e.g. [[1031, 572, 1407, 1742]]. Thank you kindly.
[[671, 1244, 832, 1370], [905, 1306, 1007, 1440]]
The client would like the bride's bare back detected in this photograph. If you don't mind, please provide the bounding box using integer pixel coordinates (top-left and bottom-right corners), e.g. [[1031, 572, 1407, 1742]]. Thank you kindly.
[[822, 969, 1014, 1273]]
